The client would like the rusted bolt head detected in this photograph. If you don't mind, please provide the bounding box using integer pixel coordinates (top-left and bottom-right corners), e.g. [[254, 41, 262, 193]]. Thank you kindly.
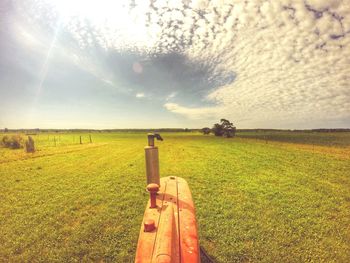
[[147, 183, 159, 193], [144, 219, 156, 232]]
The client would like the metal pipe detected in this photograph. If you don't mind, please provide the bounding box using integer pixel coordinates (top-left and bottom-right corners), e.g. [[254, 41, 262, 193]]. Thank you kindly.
[[145, 146, 160, 185], [145, 133, 163, 186]]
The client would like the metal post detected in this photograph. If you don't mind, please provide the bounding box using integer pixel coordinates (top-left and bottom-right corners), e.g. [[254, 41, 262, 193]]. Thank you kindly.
[[145, 133, 163, 186], [147, 183, 159, 208]]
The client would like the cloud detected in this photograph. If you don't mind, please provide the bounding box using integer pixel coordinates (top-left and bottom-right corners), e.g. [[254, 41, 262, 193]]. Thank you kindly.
[[3, 0, 350, 128], [136, 92, 145, 98], [164, 102, 220, 120], [165, 92, 177, 101], [158, 0, 350, 128]]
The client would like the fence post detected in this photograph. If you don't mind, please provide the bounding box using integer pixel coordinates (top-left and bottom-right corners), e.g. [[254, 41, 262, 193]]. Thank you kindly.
[[25, 136, 35, 153], [80, 136, 82, 144], [89, 134, 92, 143]]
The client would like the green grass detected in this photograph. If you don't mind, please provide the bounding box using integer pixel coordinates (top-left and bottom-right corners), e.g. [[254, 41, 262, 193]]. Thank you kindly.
[[0, 132, 349, 262], [236, 130, 350, 147]]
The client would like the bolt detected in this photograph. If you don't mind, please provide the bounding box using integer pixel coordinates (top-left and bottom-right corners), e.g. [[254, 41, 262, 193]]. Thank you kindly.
[[147, 183, 159, 208], [144, 219, 156, 232]]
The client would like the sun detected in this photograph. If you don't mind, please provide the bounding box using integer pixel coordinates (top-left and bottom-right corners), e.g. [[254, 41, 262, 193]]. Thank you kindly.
[[45, 0, 128, 24]]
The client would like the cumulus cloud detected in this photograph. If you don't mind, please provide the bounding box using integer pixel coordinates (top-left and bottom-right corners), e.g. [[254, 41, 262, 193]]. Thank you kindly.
[[5, 0, 350, 128]]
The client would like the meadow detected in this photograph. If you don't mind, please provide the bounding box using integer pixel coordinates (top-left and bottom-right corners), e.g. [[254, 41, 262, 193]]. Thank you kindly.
[[0, 131, 349, 262], [236, 130, 350, 147]]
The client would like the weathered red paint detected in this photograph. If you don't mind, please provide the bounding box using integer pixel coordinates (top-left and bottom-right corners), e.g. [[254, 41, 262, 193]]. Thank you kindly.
[[135, 176, 200, 263], [177, 178, 199, 262], [147, 183, 160, 208], [144, 219, 156, 232]]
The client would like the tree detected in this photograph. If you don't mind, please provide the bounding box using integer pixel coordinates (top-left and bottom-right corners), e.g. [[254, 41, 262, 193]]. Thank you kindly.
[[212, 123, 224, 136], [201, 127, 211, 135], [4, 128, 8, 133], [220, 119, 236, 138], [224, 126, 236, 138], [212, 119, 236, 138]]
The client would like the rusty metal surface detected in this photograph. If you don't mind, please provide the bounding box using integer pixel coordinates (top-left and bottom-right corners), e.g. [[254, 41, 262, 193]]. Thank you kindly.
[[177, 177, 200, 262], [135, 176, 200, 263], [144, 146, 160, 186]]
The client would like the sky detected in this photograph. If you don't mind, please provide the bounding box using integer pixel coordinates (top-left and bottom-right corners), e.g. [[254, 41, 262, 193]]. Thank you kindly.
[[0, 0, 349, 129]]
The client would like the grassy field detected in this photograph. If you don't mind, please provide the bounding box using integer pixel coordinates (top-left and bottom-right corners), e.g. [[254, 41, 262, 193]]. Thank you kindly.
[[0, 132, 350, 262], [236, 130, 350, 147]]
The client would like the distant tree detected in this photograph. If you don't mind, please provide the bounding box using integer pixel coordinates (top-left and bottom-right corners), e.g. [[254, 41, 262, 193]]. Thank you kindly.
[[201, 127, 211, 135], [224, 126, 236, 138], [4, 128, 8, 133], [212, 123, 224, 136], [220, 119, 236, 138], [212, 119, 236, 138]]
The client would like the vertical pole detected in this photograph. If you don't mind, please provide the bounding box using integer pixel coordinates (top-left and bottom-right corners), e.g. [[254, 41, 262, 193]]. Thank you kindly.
[[145, 146, 160, 185], [54, 136, 56, 147], [145, 134, 162, 186], [89, 134, 92, 143], [80, 136, 82, 144]]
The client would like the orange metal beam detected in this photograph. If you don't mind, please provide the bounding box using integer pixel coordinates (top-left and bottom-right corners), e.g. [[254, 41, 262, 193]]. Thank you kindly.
[[135, 176, 200, 263]]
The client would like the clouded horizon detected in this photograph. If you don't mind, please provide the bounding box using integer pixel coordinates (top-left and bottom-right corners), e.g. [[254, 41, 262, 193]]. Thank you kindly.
[[0, 0, 349, 129]]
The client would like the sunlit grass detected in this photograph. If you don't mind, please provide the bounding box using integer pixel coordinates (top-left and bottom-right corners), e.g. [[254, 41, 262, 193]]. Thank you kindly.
[[0, 132, 349, 262], [236, 130, 350, 147]]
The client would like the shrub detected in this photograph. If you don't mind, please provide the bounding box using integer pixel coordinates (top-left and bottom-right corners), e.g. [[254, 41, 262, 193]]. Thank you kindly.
[[202, 127, 211, 135], [1, 135, 24, 149]]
